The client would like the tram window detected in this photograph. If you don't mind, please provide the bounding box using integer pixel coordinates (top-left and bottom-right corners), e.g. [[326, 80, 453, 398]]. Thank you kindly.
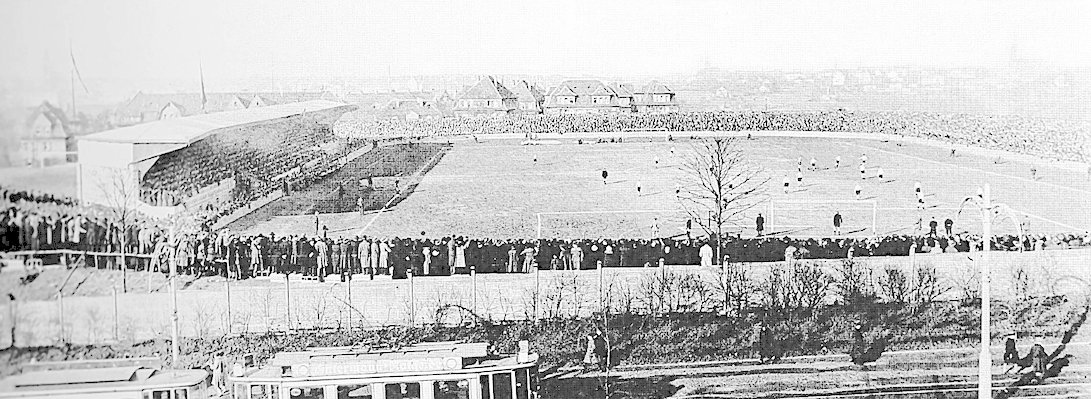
[[236, 384, 249, 399], [383, 382, 421, 399], [175, 388, 189, 399], [491, 373, 513, 399], [289, 387, 325, 399], [251, 385, 268, 399], [151, 390, 171, 399], [433, 380, 469, 399], [479, 376, 491, 399], [529, 366, 539, 393], [514, 369, 529, 399], [337, 384, 373, 399]]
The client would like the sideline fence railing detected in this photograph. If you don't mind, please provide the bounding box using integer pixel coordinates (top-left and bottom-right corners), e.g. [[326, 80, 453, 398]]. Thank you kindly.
[[1, 246, 1088, 349]]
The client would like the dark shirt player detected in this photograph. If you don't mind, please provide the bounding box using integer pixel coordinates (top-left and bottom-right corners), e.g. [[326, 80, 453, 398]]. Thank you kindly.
[[755, 214, 765, 237]]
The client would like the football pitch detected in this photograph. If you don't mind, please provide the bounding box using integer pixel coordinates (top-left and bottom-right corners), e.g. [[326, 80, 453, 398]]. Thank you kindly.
[[235, 132, 1091, 240]]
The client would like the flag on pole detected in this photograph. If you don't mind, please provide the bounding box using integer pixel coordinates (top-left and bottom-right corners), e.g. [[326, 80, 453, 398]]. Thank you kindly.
[[199, 62, 208, 113], [69, 43, 89, 94]]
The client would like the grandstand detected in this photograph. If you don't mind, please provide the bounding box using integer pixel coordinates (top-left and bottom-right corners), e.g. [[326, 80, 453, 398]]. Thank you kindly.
[[76, 100, 357, 218]]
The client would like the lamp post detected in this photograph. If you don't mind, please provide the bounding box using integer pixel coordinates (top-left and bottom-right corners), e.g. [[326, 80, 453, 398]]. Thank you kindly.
[[958, 184, 1026, 399]]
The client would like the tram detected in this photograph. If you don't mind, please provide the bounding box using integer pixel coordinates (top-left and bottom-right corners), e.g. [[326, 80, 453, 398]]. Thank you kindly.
[[228, 341, 539, 399], [0, 358, 209, 399]]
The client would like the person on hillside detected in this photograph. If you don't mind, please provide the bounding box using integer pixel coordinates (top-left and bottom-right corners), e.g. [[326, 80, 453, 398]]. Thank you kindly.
[[315, 238, 328, 282], [699, 242, 713, 267], [571, 244, 584, 270], [756, 213, 765, 237], [860, 154, 868, 165], [521, 245, 536, 273], [876, 167, 885, 180], [833, 211, 843, 236], [796, 170, 803, 183], [859, 163, 867, 180]]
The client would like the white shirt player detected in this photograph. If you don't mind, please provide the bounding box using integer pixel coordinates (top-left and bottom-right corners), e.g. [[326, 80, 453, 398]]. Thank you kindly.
[[810, 157, 818, 169], [914, 181, 922, 193], [855, 184, 862, 199], [796, 171, 803, 182], [876, 167, 885, 179], [835, 156, 842, 168], [860, 154, 868, 164]]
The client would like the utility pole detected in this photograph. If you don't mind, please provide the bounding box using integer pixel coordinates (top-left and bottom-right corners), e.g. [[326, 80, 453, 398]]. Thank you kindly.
[[169, 224, 180, 367], [978, 184, 992, 399]]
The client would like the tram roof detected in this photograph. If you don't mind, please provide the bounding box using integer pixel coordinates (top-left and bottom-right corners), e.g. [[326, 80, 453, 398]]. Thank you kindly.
[[0, 367, 207, 394], [237, 341, 537, 381]]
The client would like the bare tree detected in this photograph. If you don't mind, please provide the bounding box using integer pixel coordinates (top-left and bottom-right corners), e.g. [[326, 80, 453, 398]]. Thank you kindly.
[[94, 166, 142, 293], [677, 138, 769, 265]]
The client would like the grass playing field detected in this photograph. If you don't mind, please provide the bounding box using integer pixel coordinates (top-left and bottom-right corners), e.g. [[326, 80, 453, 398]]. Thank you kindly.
[[232, 132, 1091, 240]]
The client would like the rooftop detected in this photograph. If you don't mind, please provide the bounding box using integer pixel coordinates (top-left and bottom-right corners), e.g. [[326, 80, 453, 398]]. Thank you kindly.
[[81, 100, 355, 145]]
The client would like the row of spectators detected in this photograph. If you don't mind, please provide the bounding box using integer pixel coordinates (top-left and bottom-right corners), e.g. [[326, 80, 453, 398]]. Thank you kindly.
[[1, 187, 78, 207], [9, 217, 1085, 279], [334, 110, 1089, 162]]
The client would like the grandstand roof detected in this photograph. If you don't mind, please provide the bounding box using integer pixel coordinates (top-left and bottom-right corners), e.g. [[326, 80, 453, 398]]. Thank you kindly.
[[81, 100, 355, 145]]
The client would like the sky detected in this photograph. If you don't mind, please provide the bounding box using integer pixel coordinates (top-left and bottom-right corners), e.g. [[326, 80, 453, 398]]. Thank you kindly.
[[0, 0, 1089, 85]]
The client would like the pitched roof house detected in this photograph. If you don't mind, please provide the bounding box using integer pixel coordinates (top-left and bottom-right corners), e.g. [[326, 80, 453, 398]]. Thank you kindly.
[[454, 76, 517, 117], [542, 80, 633, 115], [633, 80, 679, 114], [509, 80, 545, 114]]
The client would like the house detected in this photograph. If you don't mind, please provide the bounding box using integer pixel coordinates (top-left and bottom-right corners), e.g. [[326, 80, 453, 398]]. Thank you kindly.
[[633, 81, 679, 114], [19, 101, 70, 167], [542, 79, 632, 115], [454, 76, 517, 117], [509, 80, 545, 114]]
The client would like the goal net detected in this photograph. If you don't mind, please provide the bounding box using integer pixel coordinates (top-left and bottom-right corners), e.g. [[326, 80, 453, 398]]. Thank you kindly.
[[766, 199, 878, 238]]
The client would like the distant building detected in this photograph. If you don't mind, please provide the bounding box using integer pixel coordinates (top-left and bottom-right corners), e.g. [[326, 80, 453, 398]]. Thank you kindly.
[[19, 102, 70, 167], [454, 76, 517, 117], [509, 80, 545, 114], [633, 81, 679, 114], [542, 80, 631, 115]]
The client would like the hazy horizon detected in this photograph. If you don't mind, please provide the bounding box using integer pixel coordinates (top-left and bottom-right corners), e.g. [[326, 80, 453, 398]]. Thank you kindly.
[[3, 0, 1089, 84]]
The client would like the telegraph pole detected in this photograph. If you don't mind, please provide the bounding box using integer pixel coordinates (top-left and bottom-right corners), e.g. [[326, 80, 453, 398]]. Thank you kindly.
[[978, 184, 992, 399], [169, 223, 180, 367]]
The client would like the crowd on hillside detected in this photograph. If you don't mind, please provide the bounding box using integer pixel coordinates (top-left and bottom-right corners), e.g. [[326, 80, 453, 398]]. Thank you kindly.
[[140, 120, 343, 207], [335, 111, 1089, 162]]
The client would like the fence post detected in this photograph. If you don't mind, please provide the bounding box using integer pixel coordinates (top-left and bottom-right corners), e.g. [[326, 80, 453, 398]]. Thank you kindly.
[[7, 297, 16, 348], [57, 292, 64, 344], [347, 276, 352, 330], [597, 260, 604, 314], [407, 269, 415, 327], [225, 273, 232, 335], [285, 272, 292, 332], [471, 266, 477, 317], [534, 264, 540, 322], [112, 286, 119, 342]]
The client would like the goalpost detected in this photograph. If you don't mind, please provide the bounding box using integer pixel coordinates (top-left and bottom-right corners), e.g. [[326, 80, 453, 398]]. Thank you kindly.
[[767, 199, 878, 237]]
